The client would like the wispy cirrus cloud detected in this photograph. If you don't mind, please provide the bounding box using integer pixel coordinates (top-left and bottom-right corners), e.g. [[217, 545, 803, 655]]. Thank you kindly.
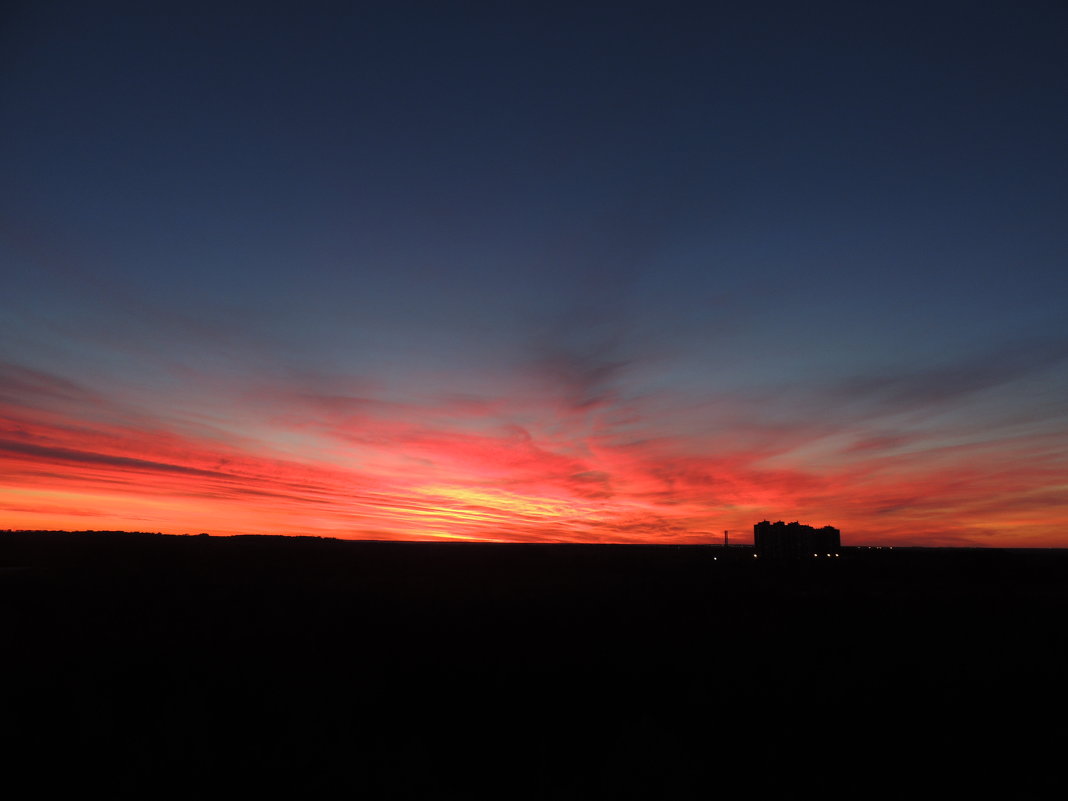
[[825, 338, 1068, 415], [1, 336, 1066, 547]]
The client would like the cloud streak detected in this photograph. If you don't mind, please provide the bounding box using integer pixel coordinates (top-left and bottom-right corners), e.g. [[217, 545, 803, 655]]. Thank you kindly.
[[1, 343, 1065, 547]]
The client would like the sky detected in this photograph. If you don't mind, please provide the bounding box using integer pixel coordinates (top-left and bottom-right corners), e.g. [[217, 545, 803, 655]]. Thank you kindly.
[[2, 1, 1067, 546]]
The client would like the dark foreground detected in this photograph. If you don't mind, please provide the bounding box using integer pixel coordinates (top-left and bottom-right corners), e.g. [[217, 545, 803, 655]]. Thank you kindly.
[[2, 532, 1066, 798]]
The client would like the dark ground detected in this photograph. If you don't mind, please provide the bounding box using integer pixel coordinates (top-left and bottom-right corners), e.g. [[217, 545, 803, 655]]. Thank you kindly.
[[2, 532, 1065, 798]]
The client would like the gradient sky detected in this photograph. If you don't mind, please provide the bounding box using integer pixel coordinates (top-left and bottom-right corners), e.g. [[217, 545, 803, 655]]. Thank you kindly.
[[3, 1, 1067, 545]]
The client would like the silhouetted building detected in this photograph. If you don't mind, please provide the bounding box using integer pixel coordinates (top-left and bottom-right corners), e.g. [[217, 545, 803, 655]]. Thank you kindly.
[[754, 520, 840, 559]]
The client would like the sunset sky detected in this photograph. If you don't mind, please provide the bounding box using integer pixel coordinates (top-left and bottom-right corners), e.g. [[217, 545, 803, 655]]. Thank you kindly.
[[3, 2, 1067, 545]]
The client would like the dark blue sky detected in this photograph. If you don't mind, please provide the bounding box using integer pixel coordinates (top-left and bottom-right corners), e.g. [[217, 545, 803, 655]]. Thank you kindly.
[[2, 1, 1067, 543]]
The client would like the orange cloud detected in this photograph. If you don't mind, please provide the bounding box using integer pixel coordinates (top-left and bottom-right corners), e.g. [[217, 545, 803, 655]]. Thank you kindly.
[[1, 359, 1066, 546]]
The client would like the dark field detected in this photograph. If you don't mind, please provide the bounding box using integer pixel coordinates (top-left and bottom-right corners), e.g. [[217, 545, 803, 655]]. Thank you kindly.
[[2, 532, 1066, 798]]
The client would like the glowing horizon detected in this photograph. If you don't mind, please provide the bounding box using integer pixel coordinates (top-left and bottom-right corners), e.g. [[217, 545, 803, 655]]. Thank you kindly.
[[3, 358, 1065, 547]]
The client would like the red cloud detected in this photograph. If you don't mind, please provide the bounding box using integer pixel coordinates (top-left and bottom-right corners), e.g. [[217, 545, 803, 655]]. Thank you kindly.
[[2, 363, 1066, 547]]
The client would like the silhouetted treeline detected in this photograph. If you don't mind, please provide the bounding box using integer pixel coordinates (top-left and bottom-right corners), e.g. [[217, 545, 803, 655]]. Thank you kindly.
[[2, 532, 1065, 798]]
